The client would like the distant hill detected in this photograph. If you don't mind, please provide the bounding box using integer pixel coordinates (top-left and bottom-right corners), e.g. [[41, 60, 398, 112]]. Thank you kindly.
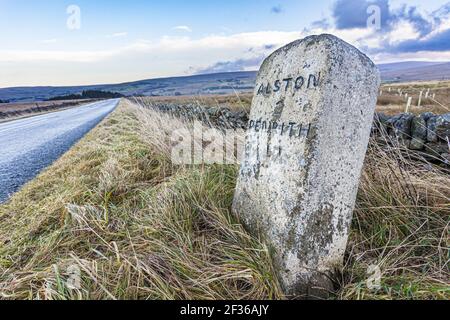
[[0, 72, 257, 103], [379, 61, 450, 82], [1, 61, 449, 103], [47, 90, 124, 101], [377, 61, 443, 72]]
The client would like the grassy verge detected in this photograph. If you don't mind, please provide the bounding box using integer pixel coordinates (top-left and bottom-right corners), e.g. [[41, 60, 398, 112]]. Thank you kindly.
[[0, 100, 281, 300], [0, 99, 448, 300], [141, 93, 253, 112], [341, 140, 449, 299], [0, 100, 98, 123]]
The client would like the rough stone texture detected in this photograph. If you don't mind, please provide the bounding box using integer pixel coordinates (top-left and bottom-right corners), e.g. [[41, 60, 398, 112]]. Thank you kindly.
[[411, 116, 427, 141], [373, 112, 450, 164], [443, 153, 450, 162], [435, 113, 450, 139], [427, 116, 439, 143], [410, 138, 425, 150], [232, 34, 380, 298], [427, 142, 449, 155], [387, 113, 414, 144], [421, 112, 435, 123]]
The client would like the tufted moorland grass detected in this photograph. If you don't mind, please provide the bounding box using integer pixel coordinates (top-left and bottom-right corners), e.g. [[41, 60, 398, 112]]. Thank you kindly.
[[0, 98, 448, 300], [0, 100, 281, 300], [377, 80, 450, 115], [139, 81, 450, 116]]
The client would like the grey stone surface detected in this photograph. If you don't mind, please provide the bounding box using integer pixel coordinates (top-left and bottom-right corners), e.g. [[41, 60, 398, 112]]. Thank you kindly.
[[442, 153, 450, 164], [421, 112, 434, 123], [387, 113, 414, 142], [427, 116, 439, 143], [427, 142, 449, 156], [435, 113, 450, 140], [232, 34, 380, 298], [410, 138, 425, 150], [411, 116, 427, 141]]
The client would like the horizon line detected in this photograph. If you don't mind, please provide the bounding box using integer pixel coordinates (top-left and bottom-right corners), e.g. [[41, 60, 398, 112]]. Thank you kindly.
[[1, 60, 449, 90]]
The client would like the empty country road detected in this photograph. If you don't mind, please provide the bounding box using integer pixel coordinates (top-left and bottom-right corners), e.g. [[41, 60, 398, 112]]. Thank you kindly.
[[0, 99, 119, 203]]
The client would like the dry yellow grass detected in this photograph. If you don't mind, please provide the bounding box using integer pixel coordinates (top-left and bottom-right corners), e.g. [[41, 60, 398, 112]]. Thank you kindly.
[[0, 100, 281, 300], [378, 81, 450, 115], [142, 93, 253, 112], [139, 81, 450, 116], [0, 98, 448, 300]]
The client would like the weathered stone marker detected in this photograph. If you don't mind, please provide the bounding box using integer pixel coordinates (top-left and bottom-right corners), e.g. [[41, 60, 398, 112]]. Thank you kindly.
[[232, 34, 380, 298]]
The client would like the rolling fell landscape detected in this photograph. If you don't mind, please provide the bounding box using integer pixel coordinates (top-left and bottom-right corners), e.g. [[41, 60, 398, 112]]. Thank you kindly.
[[2, 62, 450, 103], [0, 0, 449, 310]]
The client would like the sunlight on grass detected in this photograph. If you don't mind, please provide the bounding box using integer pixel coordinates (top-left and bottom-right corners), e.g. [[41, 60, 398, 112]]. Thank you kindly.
[[0, 98, 448, 300]]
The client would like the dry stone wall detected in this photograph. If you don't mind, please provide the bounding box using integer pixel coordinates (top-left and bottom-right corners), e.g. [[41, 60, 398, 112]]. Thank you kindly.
[[143, 102, 450, 165], [374, 112, 450, 164]]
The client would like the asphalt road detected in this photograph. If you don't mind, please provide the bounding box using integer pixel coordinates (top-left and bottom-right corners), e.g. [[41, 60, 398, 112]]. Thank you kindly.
[[0, 99, 119, 203]]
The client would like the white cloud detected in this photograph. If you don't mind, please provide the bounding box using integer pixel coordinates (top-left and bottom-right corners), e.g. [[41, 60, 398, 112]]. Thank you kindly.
[[387, 21, 420, 44], [41, 39, 57, 44], [173, 25, 192, 32], [0, 31, 304, 63], [1, 28, 447, 66], [107, 32, 128, 38], [371, 50, 450, 63], [423, 16, 450, 40], [1, 24, 449, 87]]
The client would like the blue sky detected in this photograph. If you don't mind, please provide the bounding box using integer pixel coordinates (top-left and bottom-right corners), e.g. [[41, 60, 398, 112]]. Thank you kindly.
[[0, 0, 449, 87]]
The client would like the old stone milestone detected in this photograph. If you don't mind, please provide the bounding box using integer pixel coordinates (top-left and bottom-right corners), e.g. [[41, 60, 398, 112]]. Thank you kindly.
[[232, 34, 381, 298]]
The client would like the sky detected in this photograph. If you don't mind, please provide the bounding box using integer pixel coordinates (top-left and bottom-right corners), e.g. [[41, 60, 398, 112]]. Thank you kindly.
[[0, 0, 449, 87]]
